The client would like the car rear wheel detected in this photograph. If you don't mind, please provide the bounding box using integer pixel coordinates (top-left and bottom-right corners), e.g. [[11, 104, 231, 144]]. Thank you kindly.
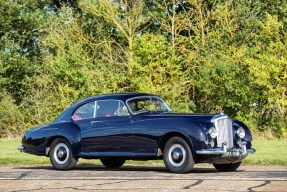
[[213, 161, 241, 172], [49, 138, 78, 170], [163, 137, 194, 173], [101, 159, 125, 168]]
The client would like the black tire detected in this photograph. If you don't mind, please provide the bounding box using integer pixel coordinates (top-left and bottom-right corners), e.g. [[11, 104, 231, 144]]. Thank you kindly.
[[49, 138, 78, 170], [163, 136, 194, 173], [101, 159, 125, 168], [213, 161, 241, 172]]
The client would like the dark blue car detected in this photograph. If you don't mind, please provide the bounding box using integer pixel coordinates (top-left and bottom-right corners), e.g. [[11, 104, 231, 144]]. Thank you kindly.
[[19, 93, 255, 173]]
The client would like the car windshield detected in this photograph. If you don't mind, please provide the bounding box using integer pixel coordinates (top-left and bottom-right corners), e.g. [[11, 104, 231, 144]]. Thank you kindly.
[[127, 97, 171, 114]]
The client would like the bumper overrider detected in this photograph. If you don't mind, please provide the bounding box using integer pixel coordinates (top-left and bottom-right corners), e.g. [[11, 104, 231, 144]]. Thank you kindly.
[[18, 145, 24, 152], [196, 142, 256, 157]]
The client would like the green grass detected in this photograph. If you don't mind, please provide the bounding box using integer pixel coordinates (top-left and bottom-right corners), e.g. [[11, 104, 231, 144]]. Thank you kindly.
[[0, 139, 162, 166], [242, 140, 287, 165], [0, 139, 286, 166], [0, 139, 49, 165]]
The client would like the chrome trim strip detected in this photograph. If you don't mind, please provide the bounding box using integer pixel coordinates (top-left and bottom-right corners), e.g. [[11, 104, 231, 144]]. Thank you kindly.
[[211, 115, 229, 122]]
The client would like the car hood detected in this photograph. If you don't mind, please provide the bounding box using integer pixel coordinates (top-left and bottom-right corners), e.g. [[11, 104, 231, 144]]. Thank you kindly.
[[152, 112, 218, 123]]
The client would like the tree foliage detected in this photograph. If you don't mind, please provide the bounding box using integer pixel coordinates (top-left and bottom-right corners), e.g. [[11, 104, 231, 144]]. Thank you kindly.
[[0, 0, 287, 138]]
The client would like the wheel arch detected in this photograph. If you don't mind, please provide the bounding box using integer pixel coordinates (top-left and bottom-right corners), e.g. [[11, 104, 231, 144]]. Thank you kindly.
[[45, 135, 79, 157], [158, 132, 193, 155]]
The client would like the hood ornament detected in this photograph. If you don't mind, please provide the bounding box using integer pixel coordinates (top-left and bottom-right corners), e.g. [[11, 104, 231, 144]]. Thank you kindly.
[[220, 110, 224, 115]]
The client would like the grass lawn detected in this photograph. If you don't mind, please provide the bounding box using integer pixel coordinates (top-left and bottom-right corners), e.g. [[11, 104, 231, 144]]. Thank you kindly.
[[0, 139, 286, 166], [242, 140, 287, 165], [0, 139, 49, 165]]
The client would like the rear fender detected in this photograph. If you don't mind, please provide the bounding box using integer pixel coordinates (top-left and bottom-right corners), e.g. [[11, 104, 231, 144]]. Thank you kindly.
[[43, 122, 81, 156]]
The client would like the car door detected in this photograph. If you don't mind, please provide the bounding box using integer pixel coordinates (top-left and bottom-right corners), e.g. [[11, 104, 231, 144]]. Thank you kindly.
[[127, 97, 167, 156], [78, 100, 133, 156], [131, 115, 160, 156]]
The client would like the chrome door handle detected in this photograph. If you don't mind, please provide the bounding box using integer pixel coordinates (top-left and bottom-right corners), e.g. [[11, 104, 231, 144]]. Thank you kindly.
[[91, 121, 102, 125]]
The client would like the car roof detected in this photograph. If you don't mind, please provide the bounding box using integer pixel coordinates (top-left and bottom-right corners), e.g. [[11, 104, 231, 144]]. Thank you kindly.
[[70, 92, 159, 109], [53, 93, 159, 122], [77, 93, 157, 103]]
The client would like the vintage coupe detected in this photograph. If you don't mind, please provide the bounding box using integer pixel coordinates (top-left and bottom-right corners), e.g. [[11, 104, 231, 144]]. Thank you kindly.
[[19, 93, 255, 173]]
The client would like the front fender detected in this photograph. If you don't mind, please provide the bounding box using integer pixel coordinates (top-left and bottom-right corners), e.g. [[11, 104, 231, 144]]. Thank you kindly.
[[233, 120, 253, 148], [181, 120, 208, 153], [158, 118, 207, 153]]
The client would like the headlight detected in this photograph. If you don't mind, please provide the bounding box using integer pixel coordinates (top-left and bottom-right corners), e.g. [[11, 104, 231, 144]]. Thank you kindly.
[[236, 127, 245, 138], [208, 127, 217, 139]]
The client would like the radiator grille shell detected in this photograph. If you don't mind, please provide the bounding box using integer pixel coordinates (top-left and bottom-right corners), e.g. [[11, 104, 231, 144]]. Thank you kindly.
[[212, 115, 234, 148]]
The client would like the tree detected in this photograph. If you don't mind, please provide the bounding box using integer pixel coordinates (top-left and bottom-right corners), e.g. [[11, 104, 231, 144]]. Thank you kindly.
[[80, 0, 147, 76], [245, 14, 287, 137]]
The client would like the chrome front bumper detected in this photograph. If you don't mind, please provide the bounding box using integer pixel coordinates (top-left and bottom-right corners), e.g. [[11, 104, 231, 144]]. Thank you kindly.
[[196, 142, 256, 157]]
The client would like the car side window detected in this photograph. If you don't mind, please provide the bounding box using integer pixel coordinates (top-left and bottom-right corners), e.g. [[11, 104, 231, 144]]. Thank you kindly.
[[117, 101, 129, 116], [72, 101, 96, 121], [96, 100, 129, 117], [127, 96, 170, 114], [72, 100, 130, 121]]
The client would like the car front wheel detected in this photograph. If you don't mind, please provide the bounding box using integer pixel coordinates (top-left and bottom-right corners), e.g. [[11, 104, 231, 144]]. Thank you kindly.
[[49, 138, 78, 170], [163, 137, 194, 173], [213, 161, 241, 172], [101, 159, 125, 168]]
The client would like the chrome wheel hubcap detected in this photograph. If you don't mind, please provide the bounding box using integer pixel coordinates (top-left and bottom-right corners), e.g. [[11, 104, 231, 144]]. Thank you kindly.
[[54, 143, 69, 165], [173, 152, 180, 159], [168, 144, 186, 167], [58, 150, 64, 158]]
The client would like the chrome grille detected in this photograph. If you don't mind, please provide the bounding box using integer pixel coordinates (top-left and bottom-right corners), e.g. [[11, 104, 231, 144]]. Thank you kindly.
[[212, 116, 234, 148]]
